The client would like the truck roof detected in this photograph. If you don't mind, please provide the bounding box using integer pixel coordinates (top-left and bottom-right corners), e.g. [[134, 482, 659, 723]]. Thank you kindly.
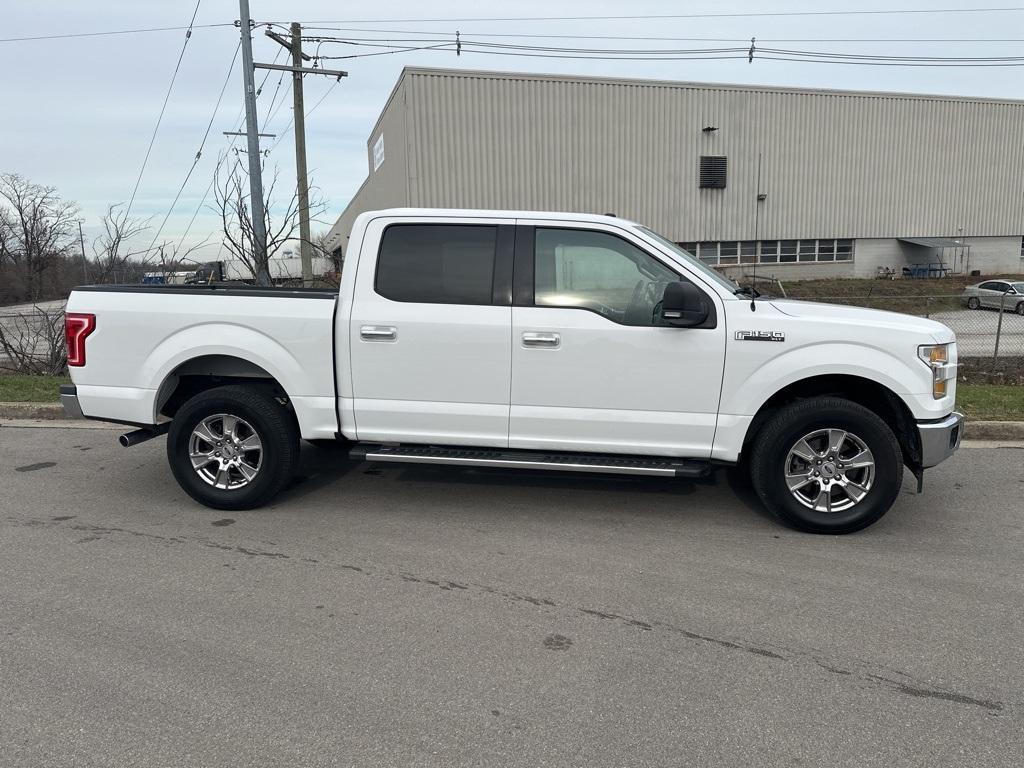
[[358, 208, 640, 227]]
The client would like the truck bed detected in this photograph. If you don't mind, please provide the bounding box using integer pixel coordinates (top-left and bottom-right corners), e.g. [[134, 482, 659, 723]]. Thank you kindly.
[[65, 284, 340, 439]]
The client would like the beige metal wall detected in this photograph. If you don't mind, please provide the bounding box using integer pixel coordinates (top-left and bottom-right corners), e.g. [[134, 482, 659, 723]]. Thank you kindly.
[[329, 67, 1024, 247], [326, 77, 411, 254]]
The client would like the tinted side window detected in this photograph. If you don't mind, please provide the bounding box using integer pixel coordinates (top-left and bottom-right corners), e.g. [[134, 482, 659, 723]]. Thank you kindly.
[[376, 224, 496, 304], [534, 228, 678, 326]]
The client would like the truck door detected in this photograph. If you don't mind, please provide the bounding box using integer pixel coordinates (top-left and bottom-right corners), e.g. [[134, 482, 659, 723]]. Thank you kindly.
[[509, 223, 726, 457], [348, 217, 514, 447]]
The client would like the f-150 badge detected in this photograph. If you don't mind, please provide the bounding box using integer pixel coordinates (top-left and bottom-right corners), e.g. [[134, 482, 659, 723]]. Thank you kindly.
[[735, 330, 785, 342]]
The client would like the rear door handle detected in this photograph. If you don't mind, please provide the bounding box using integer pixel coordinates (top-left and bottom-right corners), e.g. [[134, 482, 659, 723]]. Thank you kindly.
[[522, 332, 560, 348], [360, 325, 397, 342]]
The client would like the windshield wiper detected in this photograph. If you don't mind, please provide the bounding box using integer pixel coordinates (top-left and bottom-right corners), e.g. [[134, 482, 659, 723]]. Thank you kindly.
[[733, 285, 761, 298]]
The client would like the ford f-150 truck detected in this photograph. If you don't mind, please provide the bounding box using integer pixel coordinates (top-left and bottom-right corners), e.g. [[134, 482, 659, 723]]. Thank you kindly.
[[61, 209, 963, 534]]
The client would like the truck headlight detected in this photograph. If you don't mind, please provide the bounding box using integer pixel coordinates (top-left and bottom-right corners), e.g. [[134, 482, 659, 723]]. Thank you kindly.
[[918, 343, 955, 399]]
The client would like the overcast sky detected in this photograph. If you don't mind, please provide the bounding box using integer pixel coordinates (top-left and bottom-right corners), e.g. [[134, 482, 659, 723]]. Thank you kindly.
[[3, 1, 1023, 260]]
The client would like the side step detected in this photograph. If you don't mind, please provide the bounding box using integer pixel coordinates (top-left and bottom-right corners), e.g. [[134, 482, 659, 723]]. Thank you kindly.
[[349, 443, 712, 479]]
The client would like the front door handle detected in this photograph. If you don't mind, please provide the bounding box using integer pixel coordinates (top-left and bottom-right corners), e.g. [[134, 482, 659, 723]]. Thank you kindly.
[[360, 325, 397, 342], [522, 331, 560, 348]]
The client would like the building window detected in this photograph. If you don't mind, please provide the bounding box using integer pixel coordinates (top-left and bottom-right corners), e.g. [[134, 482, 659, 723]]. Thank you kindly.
[[698, 241, 718, 264], [740, 241, 757, 263], [674, 238, 855, 266], [719, 241, 739, 265], [699, 156, 728, 188]]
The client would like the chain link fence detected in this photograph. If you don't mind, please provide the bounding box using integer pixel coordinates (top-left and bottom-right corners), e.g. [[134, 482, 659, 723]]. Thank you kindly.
[[0, 301, 67, 375]]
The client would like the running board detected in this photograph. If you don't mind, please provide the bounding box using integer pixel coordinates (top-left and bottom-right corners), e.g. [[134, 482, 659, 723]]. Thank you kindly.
[[349, 443, 712, 479]]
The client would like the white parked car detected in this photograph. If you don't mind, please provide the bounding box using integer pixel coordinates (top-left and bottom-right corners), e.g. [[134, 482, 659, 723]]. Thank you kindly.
[[60, 209, 962, 534], [962, 280, 1024, 314]]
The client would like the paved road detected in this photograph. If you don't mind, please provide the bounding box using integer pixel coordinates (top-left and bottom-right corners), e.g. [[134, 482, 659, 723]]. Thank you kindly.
[[1, 424, 1022, 767]]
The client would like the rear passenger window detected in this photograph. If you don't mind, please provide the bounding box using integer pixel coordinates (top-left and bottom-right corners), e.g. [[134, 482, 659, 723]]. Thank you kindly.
[[376, 224, 496, 304]]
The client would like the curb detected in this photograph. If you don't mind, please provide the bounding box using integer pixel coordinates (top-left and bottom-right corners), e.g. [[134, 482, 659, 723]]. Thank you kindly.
[[0, 402, 67, 421], [2, 402, 1022, 440], [963, 420, 1024, 441]]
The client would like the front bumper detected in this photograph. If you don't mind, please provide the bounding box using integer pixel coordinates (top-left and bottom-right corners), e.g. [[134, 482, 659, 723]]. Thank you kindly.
[[59, 384, 84, 419], [918, 411, 964, 468]]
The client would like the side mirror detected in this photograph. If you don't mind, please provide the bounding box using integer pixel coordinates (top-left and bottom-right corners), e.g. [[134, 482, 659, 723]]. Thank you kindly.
[[661, 281, 709, 327]]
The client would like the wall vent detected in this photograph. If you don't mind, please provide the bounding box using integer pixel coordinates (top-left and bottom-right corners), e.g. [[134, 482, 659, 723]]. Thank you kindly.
[[699, 156, 727, 189]]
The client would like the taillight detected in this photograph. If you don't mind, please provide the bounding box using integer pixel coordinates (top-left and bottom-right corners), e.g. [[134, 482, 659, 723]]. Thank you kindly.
[[65, 313, 95, 367]]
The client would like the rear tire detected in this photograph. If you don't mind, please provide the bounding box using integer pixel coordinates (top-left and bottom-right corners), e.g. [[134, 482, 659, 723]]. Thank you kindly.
[[749, 397, 903, 534], [966, 297, 981, 310], [167, 385, 299, 510]]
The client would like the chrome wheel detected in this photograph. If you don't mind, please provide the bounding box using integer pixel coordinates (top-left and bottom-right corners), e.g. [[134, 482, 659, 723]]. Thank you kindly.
[[784, 428, 875, 513], [188, 413, 263, 490]]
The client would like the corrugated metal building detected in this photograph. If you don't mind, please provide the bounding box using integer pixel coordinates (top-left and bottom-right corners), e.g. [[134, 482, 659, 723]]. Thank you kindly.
[[327, 67, 1024, 278]]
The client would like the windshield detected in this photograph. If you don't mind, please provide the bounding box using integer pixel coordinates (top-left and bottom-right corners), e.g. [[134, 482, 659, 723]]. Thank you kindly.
[[1013, 283, 1024, 293], [635, 226, 737, 294]]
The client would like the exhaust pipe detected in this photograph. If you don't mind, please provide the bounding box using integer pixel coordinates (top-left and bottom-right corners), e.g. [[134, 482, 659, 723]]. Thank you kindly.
[[119, 423, 170, 448]]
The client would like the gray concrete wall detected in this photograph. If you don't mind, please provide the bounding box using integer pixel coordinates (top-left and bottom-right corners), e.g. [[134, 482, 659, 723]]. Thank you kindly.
[[959, 236, 1023, 275]]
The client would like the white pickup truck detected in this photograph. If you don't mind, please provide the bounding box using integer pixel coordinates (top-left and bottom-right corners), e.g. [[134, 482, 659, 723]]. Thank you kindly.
[[61, 209, 963, 534]]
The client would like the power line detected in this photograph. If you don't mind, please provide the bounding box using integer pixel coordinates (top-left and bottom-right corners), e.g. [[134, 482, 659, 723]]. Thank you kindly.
[[281, 7, 1024, 23], [175, 48, 287, 255], [304, 35, 1024, 66], [143, 38, 241, 258], [0, 22, 234, 43], [267, 79, 340, 154], [124, 0, 202, 221], [299, 27, 1024, 44]]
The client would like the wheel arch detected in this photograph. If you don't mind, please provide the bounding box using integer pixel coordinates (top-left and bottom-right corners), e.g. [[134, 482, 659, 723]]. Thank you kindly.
[[741, 374, 922, 470], [156, 354, 289, 421]]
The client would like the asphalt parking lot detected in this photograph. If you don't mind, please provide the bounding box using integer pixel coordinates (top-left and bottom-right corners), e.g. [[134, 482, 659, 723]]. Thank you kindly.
[[929, 308, 1024, 357], [1, 423, 1022, 767]]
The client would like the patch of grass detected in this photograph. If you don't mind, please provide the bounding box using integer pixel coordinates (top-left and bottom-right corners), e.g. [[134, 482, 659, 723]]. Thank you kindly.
[[957, 384, 1024, 422], [0, 374, 70, 402]]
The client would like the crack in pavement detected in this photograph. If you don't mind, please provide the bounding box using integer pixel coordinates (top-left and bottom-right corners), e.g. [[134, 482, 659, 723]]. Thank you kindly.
[[19, 512, 1011, 716]]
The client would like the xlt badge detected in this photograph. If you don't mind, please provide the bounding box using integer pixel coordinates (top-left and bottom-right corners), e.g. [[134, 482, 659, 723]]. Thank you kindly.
[[735, 330, 785, 342]]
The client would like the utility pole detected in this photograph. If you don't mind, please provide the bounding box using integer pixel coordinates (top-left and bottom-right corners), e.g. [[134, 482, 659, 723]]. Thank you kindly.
[[78, 219, 90, 283], [264, 24, 347, 284], [290, 22, 312, 283], [237, 0, 270, 286]]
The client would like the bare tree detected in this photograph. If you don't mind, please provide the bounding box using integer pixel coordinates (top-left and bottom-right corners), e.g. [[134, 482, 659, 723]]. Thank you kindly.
[[0, 173, 79, 302], [89, 204, 151, 285], [213, 157, 326, 286], [148, 236, 214, 283], [0, 302, 67, 375]]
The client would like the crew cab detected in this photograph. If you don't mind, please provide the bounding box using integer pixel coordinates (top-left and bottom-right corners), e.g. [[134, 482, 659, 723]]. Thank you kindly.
[[61, 209, 963, 534]]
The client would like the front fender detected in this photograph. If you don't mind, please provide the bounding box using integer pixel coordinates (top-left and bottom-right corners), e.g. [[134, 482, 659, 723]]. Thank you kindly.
[[722, 341, 928, 418]]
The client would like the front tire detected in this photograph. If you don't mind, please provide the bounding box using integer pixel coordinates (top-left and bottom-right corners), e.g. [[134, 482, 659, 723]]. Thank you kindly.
[[167, 385, 299, 510], [966, 297, 981, 310], [749, 397, 903, 534], [1016, 302, 1024, 316]]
